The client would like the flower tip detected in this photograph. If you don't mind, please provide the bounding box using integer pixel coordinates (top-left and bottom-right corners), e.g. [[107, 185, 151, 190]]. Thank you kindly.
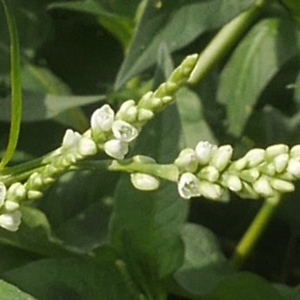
[[130, 173, 160, 191]]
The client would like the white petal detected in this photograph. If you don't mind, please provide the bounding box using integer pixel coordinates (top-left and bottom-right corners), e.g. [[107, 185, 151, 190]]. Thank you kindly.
[[195, 141, 217, 165], [265, 144, 289, 158], [244, 148, 265, 167], [178, 173, 201, 199], [7, 183, 26, 202], [91, 104, 115, 132], [287, 158, 300, 178], [130, 173, 160, 191], [174, 148, 198, 173], [211, 145, 233, 171], [104, 139, 129, 160], [270, 179, 294, 193], [253, 176, 273, 197], [273, 153, 289, 173], [62, 129, 81, 150], [0, 211, 22, 231], [198, 181, 222, 200], [112, 120, 138, 142], [0, 182, 6, 208], [4, 200, 19, 212], [77, 137, 97, 156]]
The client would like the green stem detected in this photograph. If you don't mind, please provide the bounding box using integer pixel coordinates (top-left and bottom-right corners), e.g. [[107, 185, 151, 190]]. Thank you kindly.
[[231, 195, 282, 269], [188, 0, 266, 86]]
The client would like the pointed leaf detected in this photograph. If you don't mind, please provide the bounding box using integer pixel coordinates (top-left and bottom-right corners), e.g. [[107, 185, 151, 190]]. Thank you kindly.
[[0, 280, 36, 300], [218, 17, 299, 136]]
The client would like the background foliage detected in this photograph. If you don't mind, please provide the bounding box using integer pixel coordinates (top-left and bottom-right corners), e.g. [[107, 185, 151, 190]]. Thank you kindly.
[[1, 0, 300, 299]]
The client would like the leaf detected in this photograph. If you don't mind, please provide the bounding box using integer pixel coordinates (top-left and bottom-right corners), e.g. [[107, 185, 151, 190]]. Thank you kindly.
[[176, 87, 217, 148], [3, 255, 140, 300], [275, 284, 300, 300], [173, 223, 235, 297], [48, 0, 134, 49], [0, 0, 22, 169], [38, 169, 118, 252], [218, 17, 300, 136], [0, 92, 105, 122], [115, 0, 256, 89], [0, 280, 36, 300], [280, 0, 300, 27], [202, 273, 285, 300]]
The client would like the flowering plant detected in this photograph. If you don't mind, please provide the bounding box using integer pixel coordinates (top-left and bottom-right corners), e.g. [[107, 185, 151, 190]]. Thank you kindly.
[[0, 0, 300, 299]]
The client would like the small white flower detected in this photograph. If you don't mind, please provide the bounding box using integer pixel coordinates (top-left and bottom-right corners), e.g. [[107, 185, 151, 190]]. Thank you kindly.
[[287, 158, 300, 178], [130, 173, 160, 191], [91, 104, 115, 132], [273, 153, 289, 173], [198, 181, 222, 200], [0, 210, 22, 231], [174, 148, 198, 173], [77, 137, 97, 157], [112, 120, 138, 142], [211, 145, 233, 171], [253, 176, 273, 197], [104, 139, 129, 160], [244, 148, 265, 167], [0, 182, 6, 208], [265, 144, 289, 159], [195, 141, 217, 165], [178, 172, 201, 199], [62, 129, 81, 150]]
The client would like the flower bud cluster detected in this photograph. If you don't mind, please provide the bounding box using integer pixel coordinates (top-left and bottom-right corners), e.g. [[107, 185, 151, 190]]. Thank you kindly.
[[175, 142, 300, 201], [0, 182, 25, 231]]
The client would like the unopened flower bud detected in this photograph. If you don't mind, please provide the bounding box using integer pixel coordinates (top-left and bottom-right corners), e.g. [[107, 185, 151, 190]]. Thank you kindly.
[[178, 172, 201, 199], [117, 100, 138, 122], [290, 145, 300, 158], [195, 141, 217, 165], [91, 104, 115, 132], [132, 155, 156, 164], [244, 148, 265, 167], [27, 190, 43, 201], [287, 158, 300, 178], [253, 176, 273, 197], [175, 148, 198, 173], [211, 145, 233, 171], [0, 210, 22, 231], [62, 129, 81, 150], [4, 200, 19, 212], [0, 182, 6, 207], [230, 157, 247, 171], [199, 166, 219, 182], [104, 139, 129, 160], [130, 173, 160, 191], [6, 183, 26, 202], [198, 181, 222, 200], [223, 174, 242, 192], [273, 153, 289, 173], [138, 109, 154, 122], [265, 144, 289, 159], [112, 120, 138, 142], [270, 178, 294, 193], [239, 169, 260, 183], [77, 137, 97, 156]]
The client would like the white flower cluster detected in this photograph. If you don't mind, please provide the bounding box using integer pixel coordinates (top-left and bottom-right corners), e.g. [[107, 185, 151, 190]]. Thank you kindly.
[[0, 182, 25, 231], [175, 142, 300, 200]]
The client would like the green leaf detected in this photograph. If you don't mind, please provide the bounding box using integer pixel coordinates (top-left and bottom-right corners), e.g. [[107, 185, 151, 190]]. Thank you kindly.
[[0, 92, 105, 122], [173, 223, 235, 297], [0, 280, 36, 300], [0, 206, 81, 257], [48, 0, 134, 49], [202, 273, 285, 300], [0, 0, 22, 169], [218, 17, 299, 136], [176, 87, 217, 148], [3, 255, 140, 300], [275, 284, 300, 300], [115, 0, 256, 89], [280, 0, 300, 27], [39, 169, 118, 252]]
